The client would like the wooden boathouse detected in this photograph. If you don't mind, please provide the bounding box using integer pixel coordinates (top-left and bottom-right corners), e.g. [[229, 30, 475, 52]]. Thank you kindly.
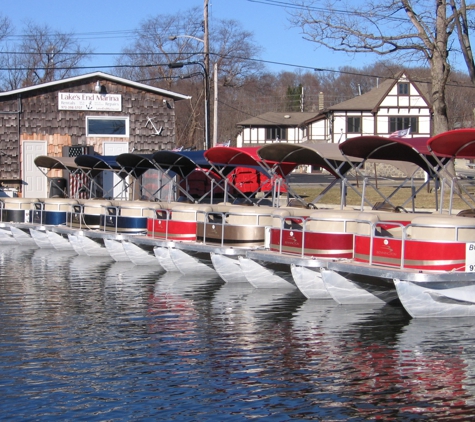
[[0, 72, 190, 198]]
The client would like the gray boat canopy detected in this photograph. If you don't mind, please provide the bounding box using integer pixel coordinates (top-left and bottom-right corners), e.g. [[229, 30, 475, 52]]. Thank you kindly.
[[35, 155, 84, 171], [257, 142, 360, 178]]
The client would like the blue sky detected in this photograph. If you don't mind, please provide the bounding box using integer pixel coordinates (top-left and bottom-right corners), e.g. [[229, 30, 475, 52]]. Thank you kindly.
[[0, 0, 373, 74]]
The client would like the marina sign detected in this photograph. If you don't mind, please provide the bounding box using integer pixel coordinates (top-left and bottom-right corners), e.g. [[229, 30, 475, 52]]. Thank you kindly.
[[58, 92, 122, 111]]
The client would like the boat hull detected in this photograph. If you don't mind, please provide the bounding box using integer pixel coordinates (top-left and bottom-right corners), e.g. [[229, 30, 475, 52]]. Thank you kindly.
[[290, 265, 332, 299], [153, 246, 179, 272], [238, 256, 295, 289], [394, 278, 475, 318], [168, 247, 217, 275], [210, 252, 248, 283], [122, 241, 161, 266], [321, 267, 398, 305], [104, 239, 130, 262]]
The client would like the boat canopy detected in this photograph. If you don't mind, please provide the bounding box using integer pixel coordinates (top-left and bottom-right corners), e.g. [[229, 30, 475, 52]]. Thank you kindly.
[[204, 146, 296, 176], [339, 135, 435, 176], [115, 153, 155, 179], [257, 142, 358, 178], [151, 150, 212, 178], [74, 155, 126, 176], [35, 156, 83, 171], [428, 128, 475, 158]]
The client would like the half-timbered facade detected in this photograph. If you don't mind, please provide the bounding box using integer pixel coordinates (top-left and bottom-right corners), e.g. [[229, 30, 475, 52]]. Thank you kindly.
[[304, 72, 432, 142]]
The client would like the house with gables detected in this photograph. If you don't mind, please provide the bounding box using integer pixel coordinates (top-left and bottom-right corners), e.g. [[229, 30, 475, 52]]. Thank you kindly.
[[0, 71, 190, 198], [236, 111, 320, 147], [236, 72, 432, 149], [303, 71, 432, 142]]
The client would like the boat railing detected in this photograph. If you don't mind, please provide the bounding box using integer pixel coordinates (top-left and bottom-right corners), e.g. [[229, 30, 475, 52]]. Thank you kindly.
[[100, 201, 164, 234], [31, 198, 79, 226], [148, 203, 212, 241], [356, 214, 475, 270], [198, 206, 273, 247], [270, 209, 361, 257], [149, 207, 172, 240], [67, 199, 112, 230], [0, 197, 38, 223]]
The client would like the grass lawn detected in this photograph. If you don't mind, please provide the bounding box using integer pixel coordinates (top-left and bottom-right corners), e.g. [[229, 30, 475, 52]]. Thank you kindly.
[[290, 178, 475, 212]]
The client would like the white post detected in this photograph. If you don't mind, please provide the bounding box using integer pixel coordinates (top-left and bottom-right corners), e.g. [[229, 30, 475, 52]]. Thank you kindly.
[[213, 62, 218, 147]]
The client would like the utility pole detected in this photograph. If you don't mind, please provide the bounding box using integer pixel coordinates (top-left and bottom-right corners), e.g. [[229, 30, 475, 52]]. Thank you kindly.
[[203, 0, 211, 149], [213, 62, 218, 147]]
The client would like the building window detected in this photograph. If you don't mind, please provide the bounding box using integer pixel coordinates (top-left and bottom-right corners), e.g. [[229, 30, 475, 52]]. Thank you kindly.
[[86, 116, 129, 137], [266, 126, 287, 141], [347, 117, 361, 133], [389, 117, 418, 133], [398, 82, 409, 95]]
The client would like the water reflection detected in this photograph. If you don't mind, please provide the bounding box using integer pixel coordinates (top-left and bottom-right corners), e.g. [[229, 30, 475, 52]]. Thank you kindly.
[[1, 250, 475, 420]]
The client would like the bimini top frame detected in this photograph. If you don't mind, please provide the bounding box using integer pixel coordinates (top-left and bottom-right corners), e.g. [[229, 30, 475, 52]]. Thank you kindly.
[[428, 128, 475, 212], [338, 135, 443, 211], [204, 146, 297, 207], [257, 142, 362, 208], [149, 150, 222, 203], [34, 155, 94, 199], [74, 155, 130, 199], [114, 153, 162, 200]]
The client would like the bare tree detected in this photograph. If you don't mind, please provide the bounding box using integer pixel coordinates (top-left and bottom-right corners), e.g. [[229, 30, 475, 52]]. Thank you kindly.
[[115, 8, 263, 147], [450, 0, 475, 85], [0, 15, 12, 41], [0, 22, 92, 89], [288, 0, 466, 135]]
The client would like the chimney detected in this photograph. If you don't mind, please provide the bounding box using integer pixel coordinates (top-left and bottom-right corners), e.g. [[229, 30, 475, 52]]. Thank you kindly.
[[318, 92, 324, 110]]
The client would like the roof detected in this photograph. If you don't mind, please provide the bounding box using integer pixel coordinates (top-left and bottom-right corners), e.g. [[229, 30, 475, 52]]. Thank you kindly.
[[303, 71, 432, 125], [0, 71, 191, 101], [237, 112, 319, 127]]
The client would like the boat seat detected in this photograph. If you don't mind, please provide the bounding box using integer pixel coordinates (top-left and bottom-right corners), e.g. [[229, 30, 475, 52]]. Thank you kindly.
[[457, 209, 475, 218], [210, 204, 236, 213], [409, 216, 475, 242], [271, 207, 314, 228], [76, 199, 112, 214], [225, 206, 273, 226], [109, 200, 164, 217], [40, 198, 79, 211], [170, 204, 212, 222], [355, 212, 381, 236], [0, 197, 38, 210]]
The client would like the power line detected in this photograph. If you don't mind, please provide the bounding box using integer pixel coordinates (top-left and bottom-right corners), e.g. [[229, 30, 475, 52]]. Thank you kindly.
[[0, 47, 474, 90], [246, 0, 408, 22]]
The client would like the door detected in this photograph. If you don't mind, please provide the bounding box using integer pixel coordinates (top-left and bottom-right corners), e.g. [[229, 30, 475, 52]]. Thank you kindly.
[[23, 141, 48, 198], [103, 142, 129, 199]]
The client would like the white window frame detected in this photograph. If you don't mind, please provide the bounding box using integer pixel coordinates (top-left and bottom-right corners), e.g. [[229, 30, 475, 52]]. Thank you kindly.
[[86, 116, 129, 137]]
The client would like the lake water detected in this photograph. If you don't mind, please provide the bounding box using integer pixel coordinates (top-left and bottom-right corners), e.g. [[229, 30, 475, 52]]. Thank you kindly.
[[1, 244, 475, 420]]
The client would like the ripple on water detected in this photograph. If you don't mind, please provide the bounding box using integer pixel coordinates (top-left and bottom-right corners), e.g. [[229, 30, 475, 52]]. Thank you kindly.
[[0, 247, 475, 420]]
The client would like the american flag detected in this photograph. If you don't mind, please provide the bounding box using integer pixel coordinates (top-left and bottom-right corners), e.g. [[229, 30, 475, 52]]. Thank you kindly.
[[68, 146, 90, 199], [390, 127, 411, 138]]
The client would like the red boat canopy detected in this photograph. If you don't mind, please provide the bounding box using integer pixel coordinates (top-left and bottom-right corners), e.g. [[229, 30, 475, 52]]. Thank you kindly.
[[204, 146, 297, 176], [427, 128, 475, 158]]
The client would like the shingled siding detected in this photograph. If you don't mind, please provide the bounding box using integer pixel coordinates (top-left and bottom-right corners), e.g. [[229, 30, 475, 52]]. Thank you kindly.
[[0, 77, 177, 189]]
